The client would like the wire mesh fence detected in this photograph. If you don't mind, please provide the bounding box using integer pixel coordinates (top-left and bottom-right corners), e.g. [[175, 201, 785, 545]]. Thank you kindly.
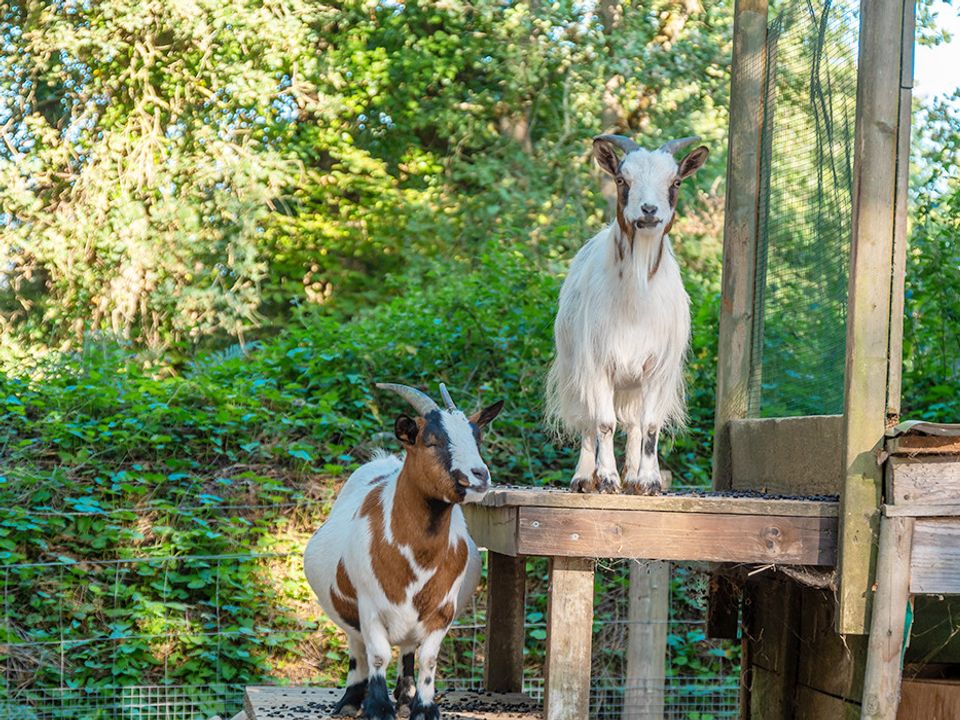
[[1, 538, 739, 719], [751, 0, 860, 417]]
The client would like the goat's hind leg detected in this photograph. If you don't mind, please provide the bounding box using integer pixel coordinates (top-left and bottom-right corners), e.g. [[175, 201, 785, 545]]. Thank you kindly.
[[594, 420, 622, 493], [623, 424, 662, 495], [333, 634, 369, 716], [395, 648, 417, 716], [409, 631, 445, 720]]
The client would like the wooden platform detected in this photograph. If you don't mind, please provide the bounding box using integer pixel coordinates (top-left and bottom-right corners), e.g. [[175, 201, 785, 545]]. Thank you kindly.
[[242, 687, 541, 720], [463, 486, 839, 565]]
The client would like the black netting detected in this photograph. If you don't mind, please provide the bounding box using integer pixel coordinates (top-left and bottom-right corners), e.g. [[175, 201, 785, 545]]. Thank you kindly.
[[751, 0, 860, 417]]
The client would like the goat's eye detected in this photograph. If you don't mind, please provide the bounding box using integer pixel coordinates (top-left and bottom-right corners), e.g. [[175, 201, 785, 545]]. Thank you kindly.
[[672, 179, 681, 188], [615, 176, 625, 185]]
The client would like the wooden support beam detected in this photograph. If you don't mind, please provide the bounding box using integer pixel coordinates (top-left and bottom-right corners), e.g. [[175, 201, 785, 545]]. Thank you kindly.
[[713, 0, 768, 490], [517, 507, 836, 565], [544, 556, 595, 720], [623, 473, 672, 720], [839, 0, 914, 635], [909, 519, 960, 595], [484, 552, 527, 693], [623, 561, 669, 720], [861, 515, 914, 720]]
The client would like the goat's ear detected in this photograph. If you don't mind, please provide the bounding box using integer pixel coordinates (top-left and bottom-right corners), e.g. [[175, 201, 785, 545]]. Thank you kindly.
[[678, 145, 709, 179], [395, 414, 419, 446], [470, 400, 504, 429], [593, 139, 620, 176]]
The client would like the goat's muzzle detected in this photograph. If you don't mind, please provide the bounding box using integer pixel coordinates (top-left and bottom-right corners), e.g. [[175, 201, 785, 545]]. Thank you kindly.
[[634, 217, 661, 230]]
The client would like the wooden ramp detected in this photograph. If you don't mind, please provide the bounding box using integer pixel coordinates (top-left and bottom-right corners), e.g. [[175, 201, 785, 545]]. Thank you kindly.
[[243, 687, 541, 720]]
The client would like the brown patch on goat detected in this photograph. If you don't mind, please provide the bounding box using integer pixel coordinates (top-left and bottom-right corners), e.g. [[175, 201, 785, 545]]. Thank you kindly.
[[413, 538, 468, 631], [331, 560, 360, 631], [648, 236, 666, 280], [360, 485, 416, 604], [614, 177, 634, 261]]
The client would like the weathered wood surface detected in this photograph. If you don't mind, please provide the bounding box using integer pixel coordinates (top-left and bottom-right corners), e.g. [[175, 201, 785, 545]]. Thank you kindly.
[[898, 679, 960, 718], [623, 561, 669, 720], [796, 685, 861, 720], [462, 505, 519, 556], [623, 471, 672, 720], [886, 0, 916, 421], [839, 0, 914, 636], [743, 577, 801, 718], [473, 486, 838, 517], [244, 688, 541, 720], [887, 456, 960, 507], [543, 556, 594, 720], [910, 519, 960, 595], [713, 0, 769, 490], [884, 504, 960, 518], [515, 507, 836, 565], [797, 586, 868, 703], [862, 516, 914, 720], [729, 415, 844, 495], [888, 435, 960, 457], [485, 552, 527, 693]]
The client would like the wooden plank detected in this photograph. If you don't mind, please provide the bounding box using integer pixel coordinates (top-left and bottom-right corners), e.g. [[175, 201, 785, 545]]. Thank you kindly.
[[543, 556, 594, 720], [898, 679, 960, 719], [244, 687, 541, 720], [797, 585, 868, 702], [478, 487, 838, 518], [839, 0, 912, 635], [742, 577, 801, 718], [730, 415, 844, 495], [516, 507, 837, 565], [888, 435, 960, 457], [462, 505, 519, 556], [886, 0, 916, 421], [887, 457, 960, 507], [862, 516, 915, 720], [796, 685, 861, 720], [714, 0, 768, 491], [485, 552, 527, 693], [910, 519, 960, 594], [884, 504, 960, 518]]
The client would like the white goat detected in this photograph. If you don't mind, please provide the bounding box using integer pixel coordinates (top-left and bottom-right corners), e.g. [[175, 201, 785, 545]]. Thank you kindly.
[[546, 135, 708, 495], [304, 383, 503, 720]]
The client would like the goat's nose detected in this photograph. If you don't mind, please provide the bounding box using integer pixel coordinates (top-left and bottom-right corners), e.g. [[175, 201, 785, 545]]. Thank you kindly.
[[641, 203, 658, 215], [471, 467, 489, 483]]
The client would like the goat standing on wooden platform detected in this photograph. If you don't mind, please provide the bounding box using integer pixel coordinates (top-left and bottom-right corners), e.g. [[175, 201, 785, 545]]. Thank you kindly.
[[546, 135, 708, 495], [304, 383, 503, 720]]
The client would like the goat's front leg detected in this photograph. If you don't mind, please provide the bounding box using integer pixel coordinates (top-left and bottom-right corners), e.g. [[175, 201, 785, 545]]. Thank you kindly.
[[361, 623, 396, 720], [571, 431, 598, 492], [333, 634, 369, 716], [623, 423, 662, 495], [594, 419, 621, 493], [395, 648, 416, 714], [409, 630, 445, 720]]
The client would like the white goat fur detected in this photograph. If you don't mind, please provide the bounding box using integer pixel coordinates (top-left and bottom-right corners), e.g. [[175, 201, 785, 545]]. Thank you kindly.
[[546, 138, 707, 494], [304, 391, 501, 720]]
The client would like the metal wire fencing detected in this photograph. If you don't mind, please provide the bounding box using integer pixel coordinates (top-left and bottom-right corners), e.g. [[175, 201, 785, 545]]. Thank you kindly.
[[1, 527, 739, 720], [750, 0, 860, 417]]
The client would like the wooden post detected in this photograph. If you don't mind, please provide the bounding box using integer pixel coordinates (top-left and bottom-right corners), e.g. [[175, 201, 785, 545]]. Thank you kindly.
[[838, 0, 915, 635], [623, 471, 672, 720], [712, 0, 768, 490], [885, 0, 916, 422], [710, 0, 768, 640], [544, 556, 595, 720], [484, 552, 527, 693], [622, 561, 670, 720], [861, 515, 914, 720]]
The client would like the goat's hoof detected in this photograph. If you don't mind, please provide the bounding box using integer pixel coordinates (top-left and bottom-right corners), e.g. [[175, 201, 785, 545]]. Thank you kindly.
[[333, 680, 368, 716], [409, 700, 440, 720], [597, 474, 622, 494], [570, 475, 598, 493], [624, 477, 662, 495]]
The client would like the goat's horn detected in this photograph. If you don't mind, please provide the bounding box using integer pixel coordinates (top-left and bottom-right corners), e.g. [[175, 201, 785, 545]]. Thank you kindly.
[[439, 383, 457, 412], [658, 136, 700, 156], [593, 134, 640, 154], [376, 383, 440, 416]]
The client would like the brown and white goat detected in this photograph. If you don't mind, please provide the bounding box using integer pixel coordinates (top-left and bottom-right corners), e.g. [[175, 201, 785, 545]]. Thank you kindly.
[[546, 135, 708, 495], [304, 383, 503, 720]]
